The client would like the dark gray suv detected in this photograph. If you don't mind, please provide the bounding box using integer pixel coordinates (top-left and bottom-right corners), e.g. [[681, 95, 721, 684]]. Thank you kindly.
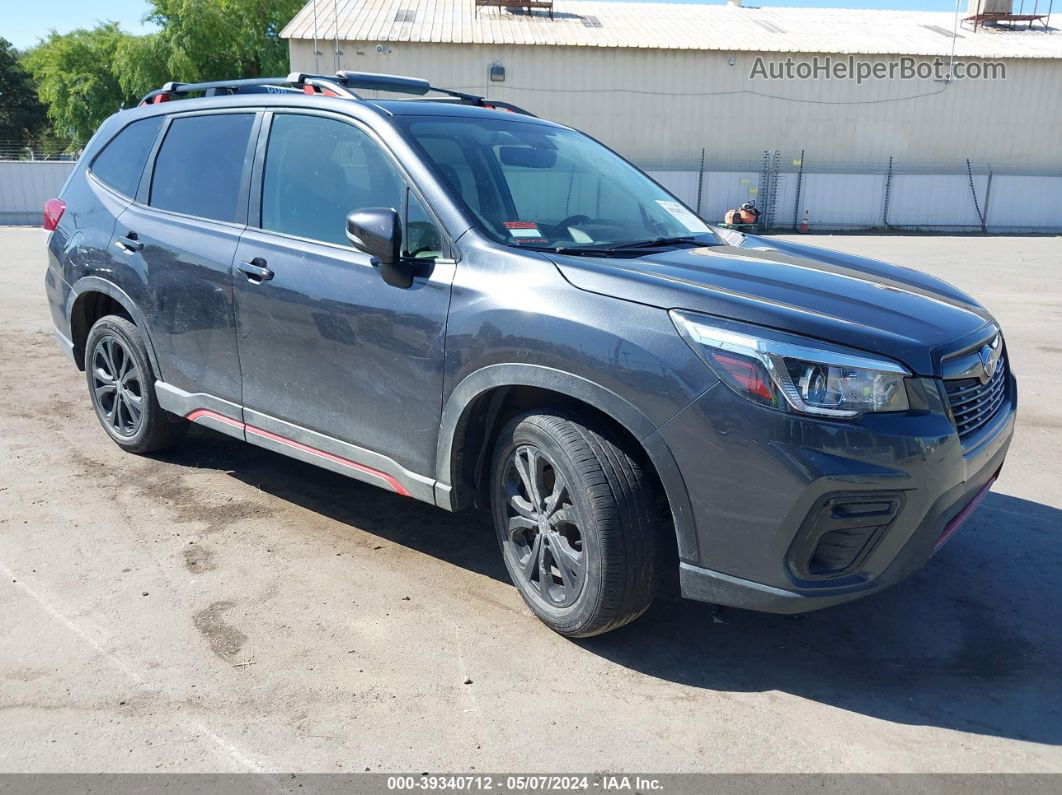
[[44, 71, 1016, 636]]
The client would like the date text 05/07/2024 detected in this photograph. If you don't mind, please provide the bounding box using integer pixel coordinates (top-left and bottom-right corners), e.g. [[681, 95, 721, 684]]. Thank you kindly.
[[385, 775, 664, 791]]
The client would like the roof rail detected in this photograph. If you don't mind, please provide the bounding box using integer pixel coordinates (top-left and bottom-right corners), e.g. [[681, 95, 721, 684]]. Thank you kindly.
[[336, 71, 535, 115], [335, 71, 431, 95], [137, 71, 535, 116]]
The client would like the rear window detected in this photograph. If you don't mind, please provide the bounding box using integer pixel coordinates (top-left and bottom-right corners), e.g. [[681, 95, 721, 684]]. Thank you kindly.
[[90, 116, 163, 198], [150, 114, 255, 223]]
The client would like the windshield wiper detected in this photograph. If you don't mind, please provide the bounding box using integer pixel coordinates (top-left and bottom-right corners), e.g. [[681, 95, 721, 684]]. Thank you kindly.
[[599, 235, 702, 251], [520, 235, 713, 257], [545, 246, 618, 256]]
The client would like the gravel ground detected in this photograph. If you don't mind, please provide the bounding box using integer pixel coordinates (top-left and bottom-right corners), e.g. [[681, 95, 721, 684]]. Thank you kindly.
[[1, 228, 1060, 773]]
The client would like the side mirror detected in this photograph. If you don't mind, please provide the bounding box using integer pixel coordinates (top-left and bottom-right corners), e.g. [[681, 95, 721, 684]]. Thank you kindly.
[[345, 208, 413, 288]]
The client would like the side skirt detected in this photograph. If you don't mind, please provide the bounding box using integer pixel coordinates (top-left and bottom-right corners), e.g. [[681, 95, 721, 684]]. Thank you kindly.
[[155, 381, 437, 504]]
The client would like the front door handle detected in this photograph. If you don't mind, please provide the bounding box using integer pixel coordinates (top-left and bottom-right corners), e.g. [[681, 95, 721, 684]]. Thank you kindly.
[[236, 258, 274, 282], [115, 232, 143, 253]]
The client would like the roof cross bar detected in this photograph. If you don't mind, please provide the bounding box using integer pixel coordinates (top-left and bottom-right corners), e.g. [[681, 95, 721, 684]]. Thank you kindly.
[[138, 73, 357, 105]]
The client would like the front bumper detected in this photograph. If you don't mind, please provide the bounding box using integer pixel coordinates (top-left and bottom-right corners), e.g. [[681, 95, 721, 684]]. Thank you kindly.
[[657, 372, 1016, 613]]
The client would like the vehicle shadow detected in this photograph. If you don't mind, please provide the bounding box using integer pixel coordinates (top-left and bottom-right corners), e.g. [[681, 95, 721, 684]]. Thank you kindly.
[[585, 490, 1062, 747], [158, 427, 1062, 747]]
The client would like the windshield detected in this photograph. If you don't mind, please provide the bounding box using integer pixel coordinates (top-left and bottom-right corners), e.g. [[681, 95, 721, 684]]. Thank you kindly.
[[396, 115, 719, 252]]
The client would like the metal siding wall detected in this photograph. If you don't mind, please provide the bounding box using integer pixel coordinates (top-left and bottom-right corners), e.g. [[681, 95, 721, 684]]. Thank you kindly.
[[289, 41, 1062, 170], [700, 171, 764, 221], [646, 171, 701, 208], [0, 162, 75, 225], [288, 40, 1062, 231]]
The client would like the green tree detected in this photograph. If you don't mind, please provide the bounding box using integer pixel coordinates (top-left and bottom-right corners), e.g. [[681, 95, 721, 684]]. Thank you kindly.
[[113, 33, 171, 101], [0, 37, 49, 147], [22, 24, 137, 146], [23, 0, 305, 147], [124, 0, 305, 86]]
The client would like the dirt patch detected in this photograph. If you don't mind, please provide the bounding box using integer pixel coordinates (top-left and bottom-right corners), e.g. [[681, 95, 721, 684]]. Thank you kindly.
[[0, 329, 85, 429], [183, 544, 216, 573], [66, 444, 267, 539], [192, 600, 247, 662]]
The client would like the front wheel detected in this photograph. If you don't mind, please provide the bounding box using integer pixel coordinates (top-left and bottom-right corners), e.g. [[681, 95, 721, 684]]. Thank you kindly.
[[490, 411, 658, 637]]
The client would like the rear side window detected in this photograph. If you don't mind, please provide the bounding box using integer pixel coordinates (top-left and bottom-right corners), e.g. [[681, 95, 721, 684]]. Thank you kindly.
[[90, 116, 163, 198], [150, 114, 254, 223]]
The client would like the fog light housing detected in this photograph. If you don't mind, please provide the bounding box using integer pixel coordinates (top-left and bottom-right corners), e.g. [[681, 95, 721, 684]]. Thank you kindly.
[[788, 492, 904, 579]]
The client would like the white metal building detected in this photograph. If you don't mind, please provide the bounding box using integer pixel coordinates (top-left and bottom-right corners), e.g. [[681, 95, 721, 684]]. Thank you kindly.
[[281, 1, 1062, 231]]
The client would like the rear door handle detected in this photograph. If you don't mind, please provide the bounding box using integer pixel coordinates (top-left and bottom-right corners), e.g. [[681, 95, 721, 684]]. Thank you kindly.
[[236, 258, 274, 282], [115, 232, 143, 253]]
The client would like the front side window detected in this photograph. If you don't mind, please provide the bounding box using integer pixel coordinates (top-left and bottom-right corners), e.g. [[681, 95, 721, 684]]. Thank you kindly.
[[261, 114, 405, 247], [150, 113, 255, 223], [398, 116, 718, 252], [91, 116, 163, 198]]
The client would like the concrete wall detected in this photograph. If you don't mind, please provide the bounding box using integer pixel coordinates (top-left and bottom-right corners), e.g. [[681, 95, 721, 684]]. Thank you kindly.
[[646, 168, 1062, 232], [0, 161, 75, 225], [289, 40, 1062, 172]]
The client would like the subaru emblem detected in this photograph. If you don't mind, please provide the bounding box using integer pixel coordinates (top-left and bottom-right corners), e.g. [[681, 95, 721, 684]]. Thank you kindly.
[[978, 336, 1001, 383]]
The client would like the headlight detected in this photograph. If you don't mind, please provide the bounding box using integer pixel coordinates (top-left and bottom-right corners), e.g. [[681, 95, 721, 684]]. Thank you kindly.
[[671, 310, 910, 418]]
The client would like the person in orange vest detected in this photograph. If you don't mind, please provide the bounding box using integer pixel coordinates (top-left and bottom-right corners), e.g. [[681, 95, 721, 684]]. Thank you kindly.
[[724, 201, 760, 226]]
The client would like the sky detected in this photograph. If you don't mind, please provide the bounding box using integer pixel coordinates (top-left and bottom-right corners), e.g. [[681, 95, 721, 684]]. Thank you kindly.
[[4, 0, 966, 50]]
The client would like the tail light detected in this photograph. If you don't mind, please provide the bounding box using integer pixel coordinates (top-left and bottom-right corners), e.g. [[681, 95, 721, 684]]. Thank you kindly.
[[43, 198, 66, 231]]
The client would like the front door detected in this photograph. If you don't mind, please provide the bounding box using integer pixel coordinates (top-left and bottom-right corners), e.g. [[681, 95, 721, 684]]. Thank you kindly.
[[231, 111, 453, 495]]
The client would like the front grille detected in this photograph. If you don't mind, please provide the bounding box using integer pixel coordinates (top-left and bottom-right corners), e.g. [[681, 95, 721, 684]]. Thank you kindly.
[[944, 352, 1008, 440]]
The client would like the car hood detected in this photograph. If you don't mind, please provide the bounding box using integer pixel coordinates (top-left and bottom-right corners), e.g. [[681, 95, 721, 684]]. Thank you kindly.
[[547, 234, 994, 376]]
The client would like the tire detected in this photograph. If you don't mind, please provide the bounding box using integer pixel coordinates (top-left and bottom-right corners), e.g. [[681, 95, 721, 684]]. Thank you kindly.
[[84, 315, 186, 454], [490, 410, 658, 637]]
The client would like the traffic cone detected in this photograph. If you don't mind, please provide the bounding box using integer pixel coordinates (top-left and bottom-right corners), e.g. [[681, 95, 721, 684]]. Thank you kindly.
[[799, 209, 809, 234]]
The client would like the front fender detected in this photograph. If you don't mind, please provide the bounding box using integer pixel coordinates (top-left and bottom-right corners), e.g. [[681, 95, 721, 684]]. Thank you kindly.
[[434, 363, 701, 563]]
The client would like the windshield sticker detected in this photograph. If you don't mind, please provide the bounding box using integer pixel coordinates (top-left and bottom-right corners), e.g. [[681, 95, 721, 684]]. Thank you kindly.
[[655, 200, 710, 233], [504, 221, 546, 243]]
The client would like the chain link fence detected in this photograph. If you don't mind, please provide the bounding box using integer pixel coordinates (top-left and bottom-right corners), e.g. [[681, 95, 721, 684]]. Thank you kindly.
[[0, 140, 80, 162]]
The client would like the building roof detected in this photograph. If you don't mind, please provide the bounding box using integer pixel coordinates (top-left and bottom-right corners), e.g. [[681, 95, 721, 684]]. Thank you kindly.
[[281, 0, 1062, 59]]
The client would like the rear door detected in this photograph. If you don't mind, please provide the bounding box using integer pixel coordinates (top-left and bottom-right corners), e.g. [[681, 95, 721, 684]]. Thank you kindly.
[[230, 110, 454, 490], [47, 116, 164, 337], [116, 110, 259, 413]]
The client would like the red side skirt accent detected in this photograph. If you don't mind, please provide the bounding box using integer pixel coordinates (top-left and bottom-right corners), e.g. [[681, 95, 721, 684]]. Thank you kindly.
[[934, 474, 996, 552], [184, 409, 410, 496], [186, 409, 243, 430]]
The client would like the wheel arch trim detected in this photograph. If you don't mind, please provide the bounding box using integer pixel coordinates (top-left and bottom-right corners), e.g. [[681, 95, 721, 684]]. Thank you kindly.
[[66, 277, 162, 375], [435, 363, 700, 562]]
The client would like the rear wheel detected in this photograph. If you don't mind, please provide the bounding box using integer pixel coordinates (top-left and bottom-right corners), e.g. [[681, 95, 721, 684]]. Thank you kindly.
[[85, 315, 186, 454], [490, 410, 657, 637]]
